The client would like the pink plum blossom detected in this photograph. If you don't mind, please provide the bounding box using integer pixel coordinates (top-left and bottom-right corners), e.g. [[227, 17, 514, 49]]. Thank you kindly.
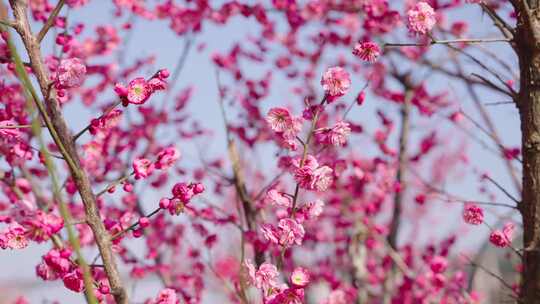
[[353, 41, 381, 62], [407, 2, 436, 34], [321, 66, 351, 97], [57, 58, 86, 88]]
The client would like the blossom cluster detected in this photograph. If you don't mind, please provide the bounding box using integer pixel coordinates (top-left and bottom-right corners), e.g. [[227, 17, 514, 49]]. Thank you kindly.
[[0, 0, 523, 303]]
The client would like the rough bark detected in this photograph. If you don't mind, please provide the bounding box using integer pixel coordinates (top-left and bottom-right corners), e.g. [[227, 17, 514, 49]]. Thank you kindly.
[[9, 1, 128, 303], [517, 1, 540, 302]]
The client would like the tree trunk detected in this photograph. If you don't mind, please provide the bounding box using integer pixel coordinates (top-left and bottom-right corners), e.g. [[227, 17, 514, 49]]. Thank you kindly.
[[517, 3, 540, 301]]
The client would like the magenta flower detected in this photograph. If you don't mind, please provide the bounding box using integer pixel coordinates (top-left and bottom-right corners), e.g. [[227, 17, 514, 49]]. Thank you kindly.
[[127, 78, 151, 104], [114, 71, 168, 106], [489, 222, 515, 248], [62, 270, 84, 293], [155, 146, 181, 170], [43, 248, 72, 275], [22, 211, 64, 243], [36, 262, 58, 281], [462, 204, 483, 225], [266, 287, 304, 304], [407, 2, 436, 35], [294, 166, 316, 190], [57, 58, 86, 88], [171, 182, 194, 202], [65, 0, 89, 7], [321, 67, 351, 97], [133, 157, 155, 179], [429, 256, 448, 273], [290, 267, 310, 288], [353, 41, 381, 62]]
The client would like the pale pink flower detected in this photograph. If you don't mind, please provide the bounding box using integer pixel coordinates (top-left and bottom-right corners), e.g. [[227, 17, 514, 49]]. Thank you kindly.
[[147, 77, 167, 91], [244, 259, 279, 290], [463, 204, 483, 225], [57, 58, 86, 88], [290, 267, 310, 288], [315, 121, 351, 147], [155, 146, 180, 170], [261, 223, 280, 244], [153, 288, 178, 304], [0, 222, 28, 250], [407, 2, 436, 34], [0, 120, 22, 139], [293, 155, 333, 192], [321, 67, 351, 97], [323, 290, 348, 304], [489, 222, 515, 248], [292, 154, 319, 170], [265, 189, 292, 208], [282, 117, 303, 141], [299, 200, 325, 221], [261, 219, 305, 247], [311, 165, 334, 191], [278, 218, 305, 246], [133, 157, 155, 179], [266, 107, 295, 132], [329, 121, 351, 146], [352, 41, 381, 62]]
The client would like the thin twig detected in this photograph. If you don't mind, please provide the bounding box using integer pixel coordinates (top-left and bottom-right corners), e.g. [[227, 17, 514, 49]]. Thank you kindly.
[[459, 110, 522, 163], [384, 37, 511, 48], [111, 207, 162, 241], [37, 0, 65, 43], [96, 172, 133, 197], [462, 255, 518, 296], [484, 101, 515, 106], [0, 124, 32, 129], [73, 100, 122, 142], [484, 175, 521, 205]]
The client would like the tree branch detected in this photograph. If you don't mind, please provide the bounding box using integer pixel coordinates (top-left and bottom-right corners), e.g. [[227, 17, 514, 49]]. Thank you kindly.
[[36, 0, 64, 43], [9, 1, 128, 302]]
